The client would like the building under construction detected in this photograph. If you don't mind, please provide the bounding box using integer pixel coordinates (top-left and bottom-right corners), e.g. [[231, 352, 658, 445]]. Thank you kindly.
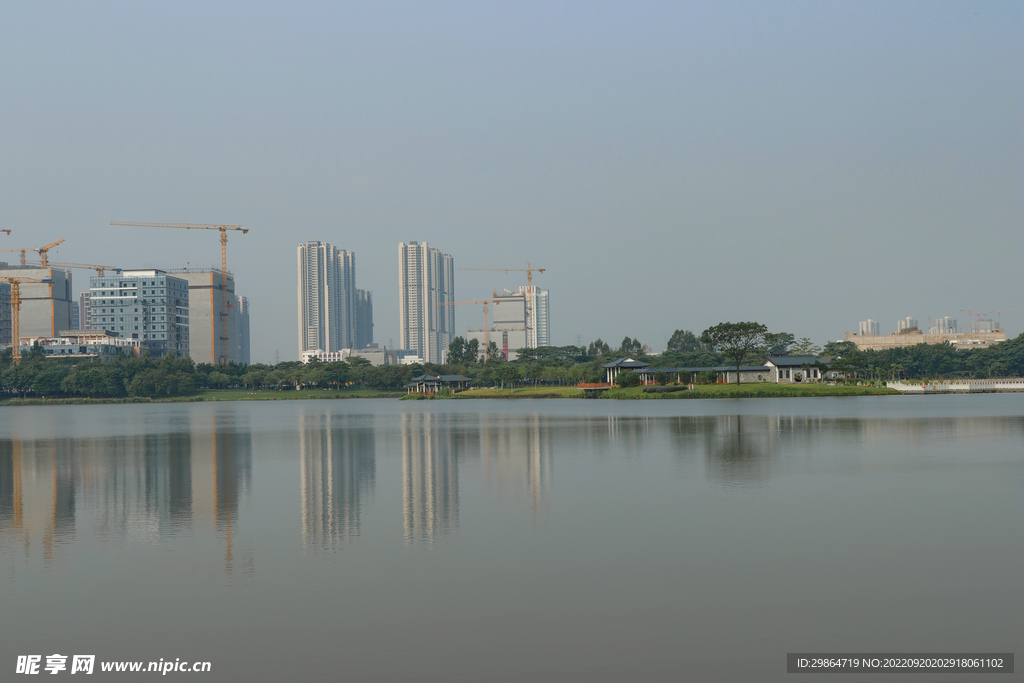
[[168, 268, 237, 365], [0, 263, 73, 337]]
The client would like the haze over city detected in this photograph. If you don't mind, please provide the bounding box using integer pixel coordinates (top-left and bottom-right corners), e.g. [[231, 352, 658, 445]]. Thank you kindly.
[[2, 1, 1020, 363]]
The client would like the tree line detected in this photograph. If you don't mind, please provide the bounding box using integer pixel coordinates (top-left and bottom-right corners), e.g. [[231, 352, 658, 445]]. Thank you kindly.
[[3, 326, 1022, 399]]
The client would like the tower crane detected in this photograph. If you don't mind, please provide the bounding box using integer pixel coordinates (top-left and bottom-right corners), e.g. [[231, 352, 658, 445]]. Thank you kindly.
[[111, 221, 249, 364], [27, 260, 121, 277], [1, 229, 10, 235], [460, 262, 546, 290], [2, 275, 48, 365], [439, 298, 507, 361], [0, 238, 65, 266]]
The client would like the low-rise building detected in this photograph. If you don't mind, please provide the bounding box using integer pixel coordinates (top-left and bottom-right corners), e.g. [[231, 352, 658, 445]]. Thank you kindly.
[[763, 356, 826, 382], [300, 346, 397, 366], [20, 330, 146, 361], [404, 374, 471, 394]]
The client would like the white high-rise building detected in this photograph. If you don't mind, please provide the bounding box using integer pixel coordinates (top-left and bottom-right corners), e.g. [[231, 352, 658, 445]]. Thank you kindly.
[[929, 316, 957, 334], [519, 286, 550, 348], [897, 317, 919, 333], [859, 319, 879, 336], [298, 241, 357, 355], [398, 242, 454, 364]]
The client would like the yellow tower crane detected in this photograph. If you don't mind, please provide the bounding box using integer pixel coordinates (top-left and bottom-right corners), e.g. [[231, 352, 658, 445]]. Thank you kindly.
[[27, 260, 121, 277], [2, 275, 48, 365], [0, 238, 66, 266], [111, 221, 249, 364], [439, 298, 507, 361]]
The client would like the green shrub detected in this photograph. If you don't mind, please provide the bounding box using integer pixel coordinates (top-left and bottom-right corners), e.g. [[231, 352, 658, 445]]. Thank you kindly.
[[615, 370, 640, 388]]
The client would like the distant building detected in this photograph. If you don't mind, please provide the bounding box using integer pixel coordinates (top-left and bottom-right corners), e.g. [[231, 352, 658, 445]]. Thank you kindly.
[[300, 346, 396, 366], [88, 270, 190, 358], [398, 242, 454, 365], [297, 241, 358, 355], [929, 316, 957, 334], [0, 283, 11, 346], [71, 299, 80, 330], [235, 295, 250, 364], [355, 289, 373, 349], [169, 269, 236, 364], [20, 330, 145, 361], [859, 319, 879, 336], [0, 264, 73, 337], [897, 317, 919, 333], [78, 292, 91, 331], [845, 329, 1006, 351]]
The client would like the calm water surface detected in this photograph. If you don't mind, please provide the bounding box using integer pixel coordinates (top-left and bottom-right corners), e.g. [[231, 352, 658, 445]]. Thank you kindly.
[[2, 396, 1022, 682]]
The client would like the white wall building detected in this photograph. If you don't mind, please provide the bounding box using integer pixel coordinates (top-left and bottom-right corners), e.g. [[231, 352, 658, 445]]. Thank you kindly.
[[235, 295, 250, 364], [298, 241, 357, 356], [398, 242, 454, 365]]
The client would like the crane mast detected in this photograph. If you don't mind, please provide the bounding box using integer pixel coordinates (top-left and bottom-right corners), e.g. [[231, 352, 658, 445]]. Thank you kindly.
[[2, 276, 46, 365]]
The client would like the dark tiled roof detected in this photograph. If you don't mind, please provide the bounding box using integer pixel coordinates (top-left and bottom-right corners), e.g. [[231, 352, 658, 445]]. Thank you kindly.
[[637, 367, 685, 374], [438, 375, 470, 382]]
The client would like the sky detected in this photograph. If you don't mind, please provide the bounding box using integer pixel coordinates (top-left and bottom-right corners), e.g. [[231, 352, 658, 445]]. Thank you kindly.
[[1, 1, 1021, 362]]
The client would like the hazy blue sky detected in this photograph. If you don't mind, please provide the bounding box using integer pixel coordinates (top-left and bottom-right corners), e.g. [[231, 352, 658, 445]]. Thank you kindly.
[[2, 1, 1020, 362]]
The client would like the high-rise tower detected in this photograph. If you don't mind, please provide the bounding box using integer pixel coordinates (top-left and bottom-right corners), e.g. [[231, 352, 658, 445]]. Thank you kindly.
[[398, 242, 454, 364], [297, 242, 357, 355]]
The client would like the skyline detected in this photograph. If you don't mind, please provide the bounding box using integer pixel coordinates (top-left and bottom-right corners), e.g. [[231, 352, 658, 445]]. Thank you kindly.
[[1, 2, 1020, 363]]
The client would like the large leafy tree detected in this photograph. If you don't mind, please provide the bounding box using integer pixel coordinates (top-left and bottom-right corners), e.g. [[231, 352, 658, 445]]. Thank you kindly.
[[667, 329, 703, 354], [763, 332, 795, 356], [700, 322, 768, 385]]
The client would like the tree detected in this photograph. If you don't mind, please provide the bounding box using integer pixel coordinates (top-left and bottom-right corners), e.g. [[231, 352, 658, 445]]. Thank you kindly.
[[653, 370, 668, 386], [700, 322, 768, 385], [615, 370, 640, 388], [447, 336, 468, 364], [790, 337, 822, 356], [587, 338, 611, 359], [823, 340, 857, 357], [617, 337, 643, 357], [763, 332, 795, 356], [667, 329, 702, 354], [465, 338, 480, 363], [487, 341, 500, 361]]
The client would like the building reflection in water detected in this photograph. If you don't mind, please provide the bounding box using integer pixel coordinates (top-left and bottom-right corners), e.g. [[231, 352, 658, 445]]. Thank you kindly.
[[299, 413, 376, 550], [0, 408, 252, 572], [482, 414, 553, 526], [671, 415, 781, 487], [401, 413, 461, 544], [0, 438, 75, 561]]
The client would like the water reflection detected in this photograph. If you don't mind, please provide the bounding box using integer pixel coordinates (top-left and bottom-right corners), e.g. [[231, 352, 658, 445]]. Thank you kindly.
[[482, 414, 553, 525], [0, 409, 252, 571], [300, 413, 376, 550], [401, 413, 462, 544]]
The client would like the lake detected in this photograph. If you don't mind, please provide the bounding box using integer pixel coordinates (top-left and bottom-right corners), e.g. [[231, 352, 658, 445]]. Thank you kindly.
[[2, 396, 1022, 681]]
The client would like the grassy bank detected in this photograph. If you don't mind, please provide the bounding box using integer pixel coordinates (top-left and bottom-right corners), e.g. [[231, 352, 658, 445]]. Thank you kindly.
[[601, 383, 898, 399], [0, 387, 403, 406]]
